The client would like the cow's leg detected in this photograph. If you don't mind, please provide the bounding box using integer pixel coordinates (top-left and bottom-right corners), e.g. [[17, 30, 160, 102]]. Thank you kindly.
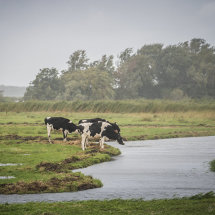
[[47, 124, 52, 143], [100, 137, 105, 150], [63, 130, 68, 142], [85, 137, 89, 147], [81, 134, 87, 151]]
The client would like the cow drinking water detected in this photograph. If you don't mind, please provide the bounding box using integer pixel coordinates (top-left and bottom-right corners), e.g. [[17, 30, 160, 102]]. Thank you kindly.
[[44, 117, 78, 143], [78, 121, 124, 151]]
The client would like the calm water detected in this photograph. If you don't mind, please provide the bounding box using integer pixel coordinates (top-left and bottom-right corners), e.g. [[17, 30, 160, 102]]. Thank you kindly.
[[0, 136, 215, 203]]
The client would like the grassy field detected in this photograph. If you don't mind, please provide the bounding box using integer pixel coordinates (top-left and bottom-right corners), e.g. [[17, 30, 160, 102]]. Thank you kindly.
[[0, 111, 121, 194], [0, 193, 215, 215], [0, 107, 215, 213], [0, 111, 215, 140], [0, 110, 215, 193]]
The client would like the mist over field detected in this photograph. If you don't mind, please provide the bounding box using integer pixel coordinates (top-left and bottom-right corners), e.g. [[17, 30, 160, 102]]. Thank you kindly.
[[0, 0, 215, 102]]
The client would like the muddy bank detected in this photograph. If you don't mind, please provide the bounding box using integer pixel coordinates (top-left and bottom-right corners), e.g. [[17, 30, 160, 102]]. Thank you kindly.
[[0, 173, 101, 194], [0, 143, 120, 194]]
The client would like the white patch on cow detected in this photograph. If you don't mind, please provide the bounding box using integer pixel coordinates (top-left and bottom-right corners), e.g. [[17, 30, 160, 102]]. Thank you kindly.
[[47, 124, 52, 143], [46, 117, 51, 119], [81, 133, 88, 150], [101, 122, 109, 131], [64, 129, 69, 141], [69, 121, 73, 123]]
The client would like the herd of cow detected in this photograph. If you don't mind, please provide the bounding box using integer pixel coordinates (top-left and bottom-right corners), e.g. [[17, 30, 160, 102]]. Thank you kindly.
[[44, 117, 124, 151]]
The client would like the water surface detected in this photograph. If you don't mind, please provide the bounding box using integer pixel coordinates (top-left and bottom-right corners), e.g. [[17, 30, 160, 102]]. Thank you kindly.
[[0, 136, 215, 203]]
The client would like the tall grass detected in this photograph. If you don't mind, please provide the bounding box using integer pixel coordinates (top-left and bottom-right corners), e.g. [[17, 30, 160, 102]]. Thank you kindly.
[[0, 99, 215, 113]]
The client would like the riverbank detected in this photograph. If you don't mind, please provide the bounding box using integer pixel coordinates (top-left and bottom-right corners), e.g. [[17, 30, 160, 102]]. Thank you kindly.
[[0, 193, 215, 215], [0, 136, 120, 194]]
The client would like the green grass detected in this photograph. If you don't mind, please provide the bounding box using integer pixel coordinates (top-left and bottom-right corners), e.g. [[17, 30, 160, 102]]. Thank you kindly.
[[1, 111, 215, 140], [0, 194, 215, 215], [0, 110, 215, 194], [210, 160, 215, 172], [0, 140, 120, 194], [0, 107, 215, 213], [0, 120, 120, 194]]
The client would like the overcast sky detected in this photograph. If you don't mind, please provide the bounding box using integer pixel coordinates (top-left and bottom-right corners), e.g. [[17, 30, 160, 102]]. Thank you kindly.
[[0, 0, 215, 87]]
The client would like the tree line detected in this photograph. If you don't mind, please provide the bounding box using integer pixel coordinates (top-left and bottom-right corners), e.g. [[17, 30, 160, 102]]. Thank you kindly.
[[24, 38, 215, 101]]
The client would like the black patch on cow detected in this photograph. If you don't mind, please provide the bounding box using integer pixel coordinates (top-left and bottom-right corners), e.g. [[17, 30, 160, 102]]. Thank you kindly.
[[88, 122, 102, 137], [101, 124, 118, 140], [67, 123, 78, 133], [77, 125, 85, 134], [44, 117, 77, 133], [78, 118, 106, 124], [109, 122, 120, 133]]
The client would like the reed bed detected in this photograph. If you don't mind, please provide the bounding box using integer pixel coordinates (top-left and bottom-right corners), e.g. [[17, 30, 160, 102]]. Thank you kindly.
[[1, 99, 215, 113]]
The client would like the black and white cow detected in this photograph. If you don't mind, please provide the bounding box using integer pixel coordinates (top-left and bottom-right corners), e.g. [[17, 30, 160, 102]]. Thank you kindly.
[[78, 118, 121, 148], [78, 118, 121, 133], [78, 121, 124, 151], [44, 117, 78, 143]]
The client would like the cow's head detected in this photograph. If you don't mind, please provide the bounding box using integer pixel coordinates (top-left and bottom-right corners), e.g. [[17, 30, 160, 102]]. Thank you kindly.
[[68, 122, 78, 133], [116, 134, 124, 145], [111, 122, 120, 133]]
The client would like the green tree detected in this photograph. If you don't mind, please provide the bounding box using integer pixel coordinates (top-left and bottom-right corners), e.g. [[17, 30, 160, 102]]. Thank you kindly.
[[62, 67, 115, 100], [67, 50, 89, 72], [24, 68, 64, 100], [115, 45, 162, 99], [184, 38, 215, 98]]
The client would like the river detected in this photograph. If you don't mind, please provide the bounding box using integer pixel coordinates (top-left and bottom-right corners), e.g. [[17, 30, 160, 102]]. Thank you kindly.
[[0, 136, 215, 203]]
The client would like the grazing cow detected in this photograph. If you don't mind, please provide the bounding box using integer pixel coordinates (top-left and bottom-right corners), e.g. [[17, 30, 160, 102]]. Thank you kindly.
[[78, 121, 124, 151], [44, 117, 78, 143]]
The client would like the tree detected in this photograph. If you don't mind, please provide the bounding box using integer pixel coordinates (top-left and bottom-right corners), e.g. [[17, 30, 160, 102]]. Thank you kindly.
[[156, 45, 192, 98], [24, 68, 64, 100], [62, 67, 115, 100], [67, 50, 89, 72], [115, 45, 162, 99]]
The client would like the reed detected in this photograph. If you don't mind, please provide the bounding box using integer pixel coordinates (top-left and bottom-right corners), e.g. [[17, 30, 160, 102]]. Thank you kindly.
[[1, 99, 215, 113]]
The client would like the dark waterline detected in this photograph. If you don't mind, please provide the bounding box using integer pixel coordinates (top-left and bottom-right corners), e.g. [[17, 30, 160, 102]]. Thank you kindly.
[[0, 136, 215, 204]]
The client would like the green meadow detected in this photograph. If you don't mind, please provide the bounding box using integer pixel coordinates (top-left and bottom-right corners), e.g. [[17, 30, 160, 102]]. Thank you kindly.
[[0, 193, 215, 215], [0, 100, 215, 214], [1, 110, 215, 140]]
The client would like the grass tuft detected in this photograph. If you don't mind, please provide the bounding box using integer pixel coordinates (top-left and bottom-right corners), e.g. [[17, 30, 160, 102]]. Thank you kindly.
[[210, 160, 215, 172]]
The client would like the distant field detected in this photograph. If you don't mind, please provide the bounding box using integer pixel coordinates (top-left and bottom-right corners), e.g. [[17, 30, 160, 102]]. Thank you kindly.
[[0, 111, 215, 140]]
